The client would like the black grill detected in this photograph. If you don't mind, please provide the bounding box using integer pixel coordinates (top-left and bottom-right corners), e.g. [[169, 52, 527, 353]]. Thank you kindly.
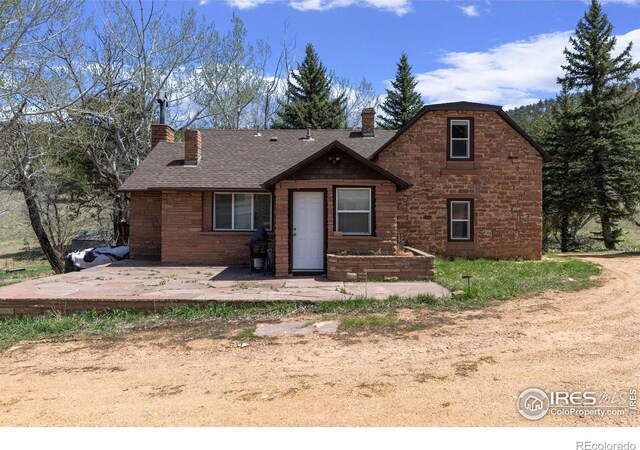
[[246, 228, 269, 274]]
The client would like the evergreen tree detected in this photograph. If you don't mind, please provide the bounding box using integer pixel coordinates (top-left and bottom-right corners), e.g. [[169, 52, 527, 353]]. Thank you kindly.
[[558, 0, 640, 249], [273, 43, 346, 129], [541, 88, 592, 252], [377, 52, 424, 130]]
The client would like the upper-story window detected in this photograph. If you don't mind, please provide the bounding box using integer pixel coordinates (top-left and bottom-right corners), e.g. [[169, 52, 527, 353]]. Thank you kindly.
[[448, 118, 473, 160]]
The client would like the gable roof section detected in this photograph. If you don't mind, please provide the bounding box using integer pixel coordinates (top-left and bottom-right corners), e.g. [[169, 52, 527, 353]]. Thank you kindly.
[[368, 101, 552, 162], [262, 141, 411, 191], [119, 129, 397, 192]]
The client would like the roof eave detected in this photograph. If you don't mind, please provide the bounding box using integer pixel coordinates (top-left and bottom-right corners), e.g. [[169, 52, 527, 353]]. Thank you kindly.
[[119, 186, 272, 193]]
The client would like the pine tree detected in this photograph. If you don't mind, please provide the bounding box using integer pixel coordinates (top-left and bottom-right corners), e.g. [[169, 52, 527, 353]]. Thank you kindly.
[[273, 43, 346, 129], [377, 52, 424, 130], [541, 88, 592, 252], [558, 0, 640, 250]]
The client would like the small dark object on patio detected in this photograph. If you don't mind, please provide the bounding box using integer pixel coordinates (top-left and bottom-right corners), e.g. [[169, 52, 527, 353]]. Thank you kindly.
[[64, 246, 130, 273], [246, 228, 270, 275]]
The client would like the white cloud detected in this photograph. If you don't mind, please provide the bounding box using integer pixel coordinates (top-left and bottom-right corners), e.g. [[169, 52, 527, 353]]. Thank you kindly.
[[458, 5, 480, 17], [224, 0, 271, 8], [599, 0, 640, 4], [220, 0, 640, 15], [412, 28, 640, 109], [224, 0, 411, 15]]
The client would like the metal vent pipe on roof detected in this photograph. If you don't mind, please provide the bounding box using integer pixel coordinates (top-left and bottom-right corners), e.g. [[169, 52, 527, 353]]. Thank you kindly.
[[304, 124, 314, 141], [157, 90, 167, 125]]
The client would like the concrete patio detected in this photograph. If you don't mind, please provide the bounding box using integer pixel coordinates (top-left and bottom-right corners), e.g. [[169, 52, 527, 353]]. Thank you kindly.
[[0, 260, 450, 316]]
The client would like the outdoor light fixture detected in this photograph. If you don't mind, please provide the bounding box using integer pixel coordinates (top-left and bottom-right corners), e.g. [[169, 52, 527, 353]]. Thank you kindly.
[[462, 275, 473, 291]]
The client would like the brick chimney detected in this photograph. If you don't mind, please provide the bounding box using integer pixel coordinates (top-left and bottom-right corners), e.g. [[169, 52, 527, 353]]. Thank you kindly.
[[361, 108, 375, 137], [184, 129, 201, 166], [151, 124, 174, 148]]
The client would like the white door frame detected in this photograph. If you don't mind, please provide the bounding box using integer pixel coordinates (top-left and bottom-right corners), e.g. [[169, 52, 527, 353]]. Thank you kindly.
[[290, 190, 326, 273]]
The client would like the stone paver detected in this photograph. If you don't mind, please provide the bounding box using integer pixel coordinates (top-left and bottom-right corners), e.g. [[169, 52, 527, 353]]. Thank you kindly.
[[0, 260, 451, 305], [255, 320, 339, 337]]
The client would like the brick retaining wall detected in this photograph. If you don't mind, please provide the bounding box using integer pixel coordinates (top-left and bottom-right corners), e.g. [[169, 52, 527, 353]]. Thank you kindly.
[[327, 251, 435, 282]]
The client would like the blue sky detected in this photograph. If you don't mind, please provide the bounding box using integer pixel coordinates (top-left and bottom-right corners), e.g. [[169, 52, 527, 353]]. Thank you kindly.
[[102, 1, 640, 109]]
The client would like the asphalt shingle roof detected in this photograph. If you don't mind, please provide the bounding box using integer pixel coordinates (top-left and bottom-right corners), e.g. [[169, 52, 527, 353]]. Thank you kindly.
[[120, 102, 549, 192], [119, 129, 397, 191]]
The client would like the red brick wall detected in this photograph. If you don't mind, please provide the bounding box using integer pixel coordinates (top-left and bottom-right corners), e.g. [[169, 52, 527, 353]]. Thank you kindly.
[[160, 191, 266, 265], [184, 129, 201, 165], [274, 179, 398, 276], [374, 109, 543, 259], [129, 192, 162, 259]]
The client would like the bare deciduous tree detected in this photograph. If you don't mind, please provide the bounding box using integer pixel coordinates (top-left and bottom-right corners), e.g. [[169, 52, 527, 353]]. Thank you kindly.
[[58, 1, 223, 243], [0, 0, 92, 271], [1, 123, 94, 273], [333, 76, 379, 128]]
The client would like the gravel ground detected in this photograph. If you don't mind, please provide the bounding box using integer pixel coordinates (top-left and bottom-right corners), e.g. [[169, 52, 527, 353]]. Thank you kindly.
[[0, 254, 637, 426]]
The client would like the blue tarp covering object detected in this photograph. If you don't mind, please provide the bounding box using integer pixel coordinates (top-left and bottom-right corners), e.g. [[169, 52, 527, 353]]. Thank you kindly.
[[64, 246, 129, 272]]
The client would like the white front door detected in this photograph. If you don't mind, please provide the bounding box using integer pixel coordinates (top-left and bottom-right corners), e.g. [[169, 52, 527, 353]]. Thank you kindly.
[[292, 191, 324, 271]]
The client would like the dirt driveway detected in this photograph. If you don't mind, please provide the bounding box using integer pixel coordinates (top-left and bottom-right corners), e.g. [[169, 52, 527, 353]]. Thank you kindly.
[[0, 255, 638, 426]]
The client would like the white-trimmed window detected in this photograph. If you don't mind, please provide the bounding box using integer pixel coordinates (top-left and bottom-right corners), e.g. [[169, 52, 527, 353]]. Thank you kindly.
[[214, 193, 272, 231], [449, 119, 471, 159], [449, 200, 472, 240], [336, 188, 372, 235]]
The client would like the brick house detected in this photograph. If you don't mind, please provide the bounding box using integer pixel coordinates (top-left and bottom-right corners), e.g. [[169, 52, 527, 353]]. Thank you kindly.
[[120, 102, 550, 277]]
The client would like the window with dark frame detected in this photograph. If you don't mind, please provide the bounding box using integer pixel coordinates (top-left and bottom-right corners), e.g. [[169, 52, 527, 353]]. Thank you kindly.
[[449, 200, 472, 240], [214, 193, 272, 231], [449, 119, 471, 159], [335, 188, 372, 235]]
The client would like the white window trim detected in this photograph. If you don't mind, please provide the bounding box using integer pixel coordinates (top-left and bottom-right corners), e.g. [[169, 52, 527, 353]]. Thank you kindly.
[[450, 119, 471, 159], [335, 187, 372, 236], [213, 193, 272, 231], [450, 200, 471, 240]]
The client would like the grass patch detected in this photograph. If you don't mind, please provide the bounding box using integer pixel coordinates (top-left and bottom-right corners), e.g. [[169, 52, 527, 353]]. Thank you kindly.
[[0, 259, 52, 287], [434, 256, 601, 306], [0, 191, 54, 287], [339, 313, 397, 330], [0, 296, 443, 350], [0, 309, 146, 350]]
